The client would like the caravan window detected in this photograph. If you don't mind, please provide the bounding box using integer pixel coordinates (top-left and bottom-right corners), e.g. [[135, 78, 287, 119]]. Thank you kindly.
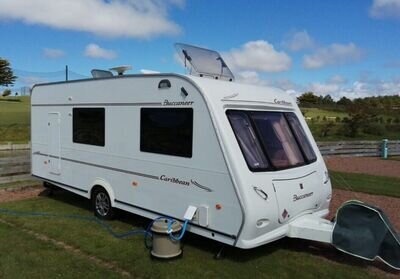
[[227, 110, 317, 171], [73, 108, 105, 146], [140, 108, 193, 158], [226, 111, 270, 171]]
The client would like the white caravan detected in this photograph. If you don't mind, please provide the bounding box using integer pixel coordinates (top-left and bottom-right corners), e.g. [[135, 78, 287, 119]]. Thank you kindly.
[[31, 44, 399, 268]]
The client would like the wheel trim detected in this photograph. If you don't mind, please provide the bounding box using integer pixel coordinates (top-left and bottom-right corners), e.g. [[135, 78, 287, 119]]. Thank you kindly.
[[95, 192, 110, 217]]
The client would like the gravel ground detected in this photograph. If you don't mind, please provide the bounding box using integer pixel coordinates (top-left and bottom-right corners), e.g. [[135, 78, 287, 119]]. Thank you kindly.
[[329, 189, 400, 231], [325, 156, 400, 231], [325, 156, 400, 178], [0, 186, 44, 203]]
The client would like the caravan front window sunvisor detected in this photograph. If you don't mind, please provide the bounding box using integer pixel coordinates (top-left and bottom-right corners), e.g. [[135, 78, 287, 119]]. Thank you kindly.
[[227, 110, 317, 171]]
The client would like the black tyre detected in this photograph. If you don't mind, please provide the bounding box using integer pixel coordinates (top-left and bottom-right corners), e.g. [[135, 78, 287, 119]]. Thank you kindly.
[[43, 181, 56, 189], [92, 187, 115, 220]]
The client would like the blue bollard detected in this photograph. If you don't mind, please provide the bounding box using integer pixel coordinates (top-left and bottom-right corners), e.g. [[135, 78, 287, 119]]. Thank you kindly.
[[382, 139, 388, 159]]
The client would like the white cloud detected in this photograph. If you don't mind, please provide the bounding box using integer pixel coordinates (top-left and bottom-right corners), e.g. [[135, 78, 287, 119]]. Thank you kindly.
[[283, 30, 314, 51], [224, 40, 292, 73], [84, 44, 117, 59], [327, 75, 347, 85], [43, 48, 65, 59], [303, 43, 363, 69], [308, 82, 340, 95], [0, 0, 182, 39], [235, 71, 267, 86], [370, 0, 400, 19], [303, 78, 400, 100]]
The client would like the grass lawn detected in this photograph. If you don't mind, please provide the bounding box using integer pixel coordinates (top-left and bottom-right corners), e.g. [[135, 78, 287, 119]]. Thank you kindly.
[[0, 221, 119, 279], [330, 170, 400, 198], [0, 191, 383, 279], [0, 96, 30, 144]]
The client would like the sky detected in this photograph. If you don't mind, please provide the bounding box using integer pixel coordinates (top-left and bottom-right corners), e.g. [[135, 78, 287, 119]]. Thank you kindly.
[[1, 0, 400, 99]]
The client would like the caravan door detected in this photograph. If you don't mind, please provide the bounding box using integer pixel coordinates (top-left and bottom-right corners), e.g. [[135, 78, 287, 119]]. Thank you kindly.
[[47, 112, 61, 175]]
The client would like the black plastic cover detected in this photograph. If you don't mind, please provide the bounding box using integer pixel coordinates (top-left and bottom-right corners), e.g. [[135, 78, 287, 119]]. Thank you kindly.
[[332, 200, 400, 270]]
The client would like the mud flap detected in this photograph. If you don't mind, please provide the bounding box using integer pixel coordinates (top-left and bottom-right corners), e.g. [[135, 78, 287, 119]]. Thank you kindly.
[[332, 200, 400, 270]]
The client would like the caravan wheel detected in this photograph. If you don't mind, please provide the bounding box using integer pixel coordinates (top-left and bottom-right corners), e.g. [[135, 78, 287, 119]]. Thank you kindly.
[[92, 187, 115, 220]]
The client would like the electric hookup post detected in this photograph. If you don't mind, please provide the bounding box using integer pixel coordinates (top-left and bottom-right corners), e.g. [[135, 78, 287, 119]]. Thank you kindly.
[[382, 139, 388, 159]]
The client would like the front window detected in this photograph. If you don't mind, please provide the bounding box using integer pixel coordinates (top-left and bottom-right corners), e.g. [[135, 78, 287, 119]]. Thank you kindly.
[[227, 110, 317, 171]]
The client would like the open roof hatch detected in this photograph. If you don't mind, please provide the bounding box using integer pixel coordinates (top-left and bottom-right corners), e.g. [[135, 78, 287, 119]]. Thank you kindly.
[[175, 43, 234, 82]]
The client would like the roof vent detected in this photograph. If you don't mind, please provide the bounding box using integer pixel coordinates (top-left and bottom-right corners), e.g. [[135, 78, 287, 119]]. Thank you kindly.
[[175, 43, 234, 82], [91, 69, 113, 78], [110, 65, 132, 76]]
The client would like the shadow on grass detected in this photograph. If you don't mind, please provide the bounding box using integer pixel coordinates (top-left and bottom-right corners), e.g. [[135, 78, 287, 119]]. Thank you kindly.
[[41, 187, 399, 275]]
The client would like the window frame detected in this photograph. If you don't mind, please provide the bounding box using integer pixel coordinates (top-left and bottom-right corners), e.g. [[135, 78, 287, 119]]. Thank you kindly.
[[226, 109, 317, 172], [72, 107, 105, 147], [140, 107, 194, 158]]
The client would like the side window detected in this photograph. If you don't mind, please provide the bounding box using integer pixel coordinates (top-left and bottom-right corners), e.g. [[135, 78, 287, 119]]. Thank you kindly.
[[73, 108, 105, 146], [140, 108, 193, 158], [285, 112, 317, 162]]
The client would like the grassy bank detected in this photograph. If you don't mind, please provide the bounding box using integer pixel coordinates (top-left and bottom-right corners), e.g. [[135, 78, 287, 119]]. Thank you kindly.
[[0, 96, 30, 144]]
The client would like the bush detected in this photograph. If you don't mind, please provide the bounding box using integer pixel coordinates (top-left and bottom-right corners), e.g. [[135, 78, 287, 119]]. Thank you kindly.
[[363, 123, 386, 136], [320, 122, 335, 137], [2, 89, 11, 97]]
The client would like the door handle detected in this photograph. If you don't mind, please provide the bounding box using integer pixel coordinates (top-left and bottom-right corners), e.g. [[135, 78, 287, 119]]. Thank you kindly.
[[253, 186, 268, 200]]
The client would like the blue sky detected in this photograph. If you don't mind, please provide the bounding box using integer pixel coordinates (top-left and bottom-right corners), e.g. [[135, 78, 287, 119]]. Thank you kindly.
[[1, 0, 400, 99]]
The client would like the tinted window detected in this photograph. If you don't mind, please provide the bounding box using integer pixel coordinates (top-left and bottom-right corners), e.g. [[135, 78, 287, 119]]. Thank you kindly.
[[227, 111, 269, 170], [140, 108, 193, 158], [285, 113, 317, 162], [227, 110, 317, 171], [73, 108, 105, 146], [251, 112, 305, 169]]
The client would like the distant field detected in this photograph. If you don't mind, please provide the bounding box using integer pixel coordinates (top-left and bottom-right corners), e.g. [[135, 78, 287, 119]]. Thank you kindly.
[[301, 107, 400, 141], [301, 108, 348, 119], [0, 96, 30, 144]]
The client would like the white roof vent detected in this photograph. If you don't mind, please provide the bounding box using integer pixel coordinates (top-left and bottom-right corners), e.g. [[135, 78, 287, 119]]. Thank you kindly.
[[175, 43, 234, 81], [91, 69, 113, 78], [110, 65, 132, 76]]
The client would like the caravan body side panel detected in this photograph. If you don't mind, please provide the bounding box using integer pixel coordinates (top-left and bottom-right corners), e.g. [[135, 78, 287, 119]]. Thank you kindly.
[[31, 75, 243, 244]]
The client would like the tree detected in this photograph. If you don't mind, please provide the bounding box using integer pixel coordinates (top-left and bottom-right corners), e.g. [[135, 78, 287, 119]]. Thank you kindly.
[[337, 96, 352, 106], [321, 94, 335, 105], [0, 57, 16, 87], [2, 89, 11, 97], [345, 103, 376, 137], [297, 92, 319, 105]]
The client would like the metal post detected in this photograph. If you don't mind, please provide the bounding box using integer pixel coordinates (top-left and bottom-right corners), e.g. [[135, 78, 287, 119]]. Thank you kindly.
[[65, 65, 69, 81], [382, 139, 388, 159]]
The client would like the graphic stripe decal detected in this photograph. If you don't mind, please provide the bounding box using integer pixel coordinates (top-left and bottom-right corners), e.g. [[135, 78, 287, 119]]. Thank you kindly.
[[191, 180, 212, 192], [272, 171, 317, 182], [33, 151, 159, 180], [32, 102, 162, 107]]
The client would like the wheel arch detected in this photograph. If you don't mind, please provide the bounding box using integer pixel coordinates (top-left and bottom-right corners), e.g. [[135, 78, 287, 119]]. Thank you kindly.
[[90, 178, 116, 207]]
